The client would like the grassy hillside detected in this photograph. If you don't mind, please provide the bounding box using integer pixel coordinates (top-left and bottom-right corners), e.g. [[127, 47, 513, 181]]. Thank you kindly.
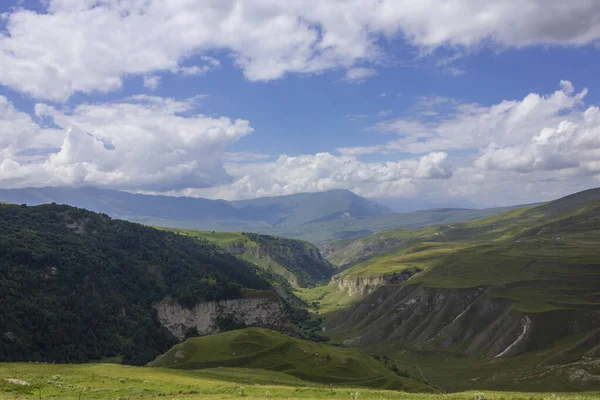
[[164, 229, 334, 286], [0, 203, 278, 366], [326, 188, 600, 311], [148, 328, 431, 392], [363, 329, 600, 393], [1, 362, 599, 399], [314, 188, 600, 392]]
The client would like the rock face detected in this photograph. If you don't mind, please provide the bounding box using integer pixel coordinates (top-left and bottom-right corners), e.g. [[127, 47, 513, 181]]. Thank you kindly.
[[327, 284, 600, 358], [155, 296, 287, 340], [330, 269, 419, 296]]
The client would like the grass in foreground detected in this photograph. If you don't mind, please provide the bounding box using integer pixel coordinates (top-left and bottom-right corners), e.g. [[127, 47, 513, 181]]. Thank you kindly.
[[2, 362, 599, 400]]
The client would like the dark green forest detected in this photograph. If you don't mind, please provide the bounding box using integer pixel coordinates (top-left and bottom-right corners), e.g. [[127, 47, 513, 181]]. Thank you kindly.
[[0, 204, 273, 365]]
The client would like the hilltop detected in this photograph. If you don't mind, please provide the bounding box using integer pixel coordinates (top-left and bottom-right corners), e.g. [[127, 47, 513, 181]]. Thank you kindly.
[[148, 327, 432, 392]]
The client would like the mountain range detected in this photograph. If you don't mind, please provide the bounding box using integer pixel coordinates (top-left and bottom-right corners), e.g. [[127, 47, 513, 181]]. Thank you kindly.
[[0, 186, 525, 243]]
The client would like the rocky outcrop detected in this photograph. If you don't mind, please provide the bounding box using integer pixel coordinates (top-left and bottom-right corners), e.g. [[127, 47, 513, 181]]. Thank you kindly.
[[330, 276, 386, 296], [327, 284, 600, 358], [155, 296, 287, 340], [330, 269, 419, 296]]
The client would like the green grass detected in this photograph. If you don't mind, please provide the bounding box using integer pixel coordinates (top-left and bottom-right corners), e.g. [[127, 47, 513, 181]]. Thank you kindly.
[[295, 284, 364, 314], [323, 189, 600, 312], [1, 362, 599, 400], [148, 328, 432, 392]]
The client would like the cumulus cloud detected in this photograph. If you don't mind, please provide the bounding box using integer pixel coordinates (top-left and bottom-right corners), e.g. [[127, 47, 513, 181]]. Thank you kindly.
[[415, 151, 453, 179], [1, 1, 600, 100], [340, 81, 589, 155], [0, 95, 252, 190], [330, 80, 600, 203], [183, 151, 453, 200], [476, 108, 600, 175]]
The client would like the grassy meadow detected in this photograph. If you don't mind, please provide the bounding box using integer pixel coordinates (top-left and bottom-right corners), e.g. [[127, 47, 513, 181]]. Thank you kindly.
[[1, 362, 599, 400]]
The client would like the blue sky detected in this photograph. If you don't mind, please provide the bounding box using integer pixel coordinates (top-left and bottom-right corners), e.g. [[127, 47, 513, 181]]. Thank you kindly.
[[1, 0, 600, 205]]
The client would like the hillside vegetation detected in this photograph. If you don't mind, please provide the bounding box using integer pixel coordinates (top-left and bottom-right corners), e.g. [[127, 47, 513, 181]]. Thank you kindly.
[[148, 328, 432, 392], [0, 203, 277, 366], [315, 188, 600, 391], [165, 229, 334, 286]]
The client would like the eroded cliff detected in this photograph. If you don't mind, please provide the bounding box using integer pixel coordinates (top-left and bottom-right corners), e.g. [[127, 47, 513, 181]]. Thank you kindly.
[[155, 295, 287, 340]]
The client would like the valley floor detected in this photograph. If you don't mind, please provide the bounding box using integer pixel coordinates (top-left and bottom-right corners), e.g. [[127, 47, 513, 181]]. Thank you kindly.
[[1, 363, 599, 400]]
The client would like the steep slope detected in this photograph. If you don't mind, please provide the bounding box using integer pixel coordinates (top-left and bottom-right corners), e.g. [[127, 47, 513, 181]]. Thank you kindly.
[[148, 327, 433, 392], [164, 230, 334, 286], [321, 188, 600, 389], [0, 204, 291, 366]]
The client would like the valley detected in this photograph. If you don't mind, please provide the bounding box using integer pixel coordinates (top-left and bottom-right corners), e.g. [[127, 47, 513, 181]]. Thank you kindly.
[[1, 187, 599, 397]]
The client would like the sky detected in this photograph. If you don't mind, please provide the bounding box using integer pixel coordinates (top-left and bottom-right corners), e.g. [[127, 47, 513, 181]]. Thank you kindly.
[[1, 1, 600, 206]]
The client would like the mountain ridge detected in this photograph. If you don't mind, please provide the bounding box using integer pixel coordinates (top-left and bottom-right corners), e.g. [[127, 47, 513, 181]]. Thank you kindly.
[[0, 186, 528, 243], [0, 186, 391, 227]]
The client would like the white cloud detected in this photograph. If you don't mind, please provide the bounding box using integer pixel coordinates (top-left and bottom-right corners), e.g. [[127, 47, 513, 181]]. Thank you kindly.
[[415, 151, 453, 179], [377, 110, 392, 117], [336, 81, 600, 204], [475, 108, 600, 175], [183, 151, 453, 200], [143, 75, 161, 90], [0, 95, 252, 190], [3, 1, 599, 100], [341, 67, 377, 83], [175, 56, 221, 76], [340, 81, 588, 155]]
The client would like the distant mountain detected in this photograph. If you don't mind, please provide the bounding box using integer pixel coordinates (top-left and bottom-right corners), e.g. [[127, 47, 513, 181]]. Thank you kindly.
[[0, 186, 391, 228], [0, 186, 525, 243], [372, 197, 485, 213], [232, 189, 393, 225]]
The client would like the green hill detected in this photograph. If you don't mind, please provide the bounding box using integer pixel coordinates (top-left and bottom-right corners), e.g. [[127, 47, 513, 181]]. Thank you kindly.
[[164, 229, 334, 286], [148, 328, 433, 392], [0, 203, 286, 366], [318, 188, 600, 391]]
